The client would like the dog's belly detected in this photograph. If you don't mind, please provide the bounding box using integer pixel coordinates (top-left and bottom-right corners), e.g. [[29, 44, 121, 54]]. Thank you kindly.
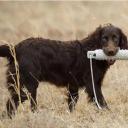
[[41, 71, 69, 87]]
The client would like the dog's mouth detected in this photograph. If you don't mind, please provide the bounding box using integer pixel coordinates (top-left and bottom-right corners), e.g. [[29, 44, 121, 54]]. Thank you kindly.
[[103, 49, 118, 65], [107, 59, 116, 65]]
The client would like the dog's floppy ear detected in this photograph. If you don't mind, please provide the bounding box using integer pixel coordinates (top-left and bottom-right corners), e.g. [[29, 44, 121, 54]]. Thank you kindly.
[[92, 25, 102, 41], [90, 25, 103, 49], [120, 29, 128, 49]]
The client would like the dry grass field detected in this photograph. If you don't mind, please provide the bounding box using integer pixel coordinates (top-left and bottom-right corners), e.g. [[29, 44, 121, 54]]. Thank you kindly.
[[0, 1, 128, 128]]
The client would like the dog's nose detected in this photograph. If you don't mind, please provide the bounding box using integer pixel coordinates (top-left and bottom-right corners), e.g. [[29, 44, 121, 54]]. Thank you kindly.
[[107, 50, 115, 56], [104, 48, 119, 56]]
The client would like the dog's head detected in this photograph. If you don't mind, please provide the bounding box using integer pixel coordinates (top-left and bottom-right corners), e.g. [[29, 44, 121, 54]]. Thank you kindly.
[[93, 24, 128, 65]]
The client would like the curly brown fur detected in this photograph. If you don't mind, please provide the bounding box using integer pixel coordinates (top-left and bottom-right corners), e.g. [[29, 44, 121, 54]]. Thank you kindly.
[[0, 24, 127, 117]]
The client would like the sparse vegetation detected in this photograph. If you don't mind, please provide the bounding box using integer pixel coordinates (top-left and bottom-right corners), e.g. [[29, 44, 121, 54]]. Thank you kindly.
[[0, 1, 128, 128]]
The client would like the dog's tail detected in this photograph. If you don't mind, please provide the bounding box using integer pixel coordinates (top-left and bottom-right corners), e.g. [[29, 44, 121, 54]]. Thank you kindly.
[[0, 45, 12, 58]]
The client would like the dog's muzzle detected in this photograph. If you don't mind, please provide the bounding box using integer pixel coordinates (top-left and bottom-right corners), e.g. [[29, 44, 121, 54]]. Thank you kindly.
[[103, 47, 119, 65]]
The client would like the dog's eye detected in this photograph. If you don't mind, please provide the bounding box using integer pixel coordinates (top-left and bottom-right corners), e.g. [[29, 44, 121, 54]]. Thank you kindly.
[[102, 36, 108, 42], [112, 35, 119, 43]]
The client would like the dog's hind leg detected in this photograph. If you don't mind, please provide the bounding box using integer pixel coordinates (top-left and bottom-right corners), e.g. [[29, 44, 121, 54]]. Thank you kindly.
[[27, 85, 38, 112], [67, 86, 79, 112], [6, 73, 21, 118], [6, 94, 19, 118], [6, 82, 28, 118], [20, 72, 39, 112]]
